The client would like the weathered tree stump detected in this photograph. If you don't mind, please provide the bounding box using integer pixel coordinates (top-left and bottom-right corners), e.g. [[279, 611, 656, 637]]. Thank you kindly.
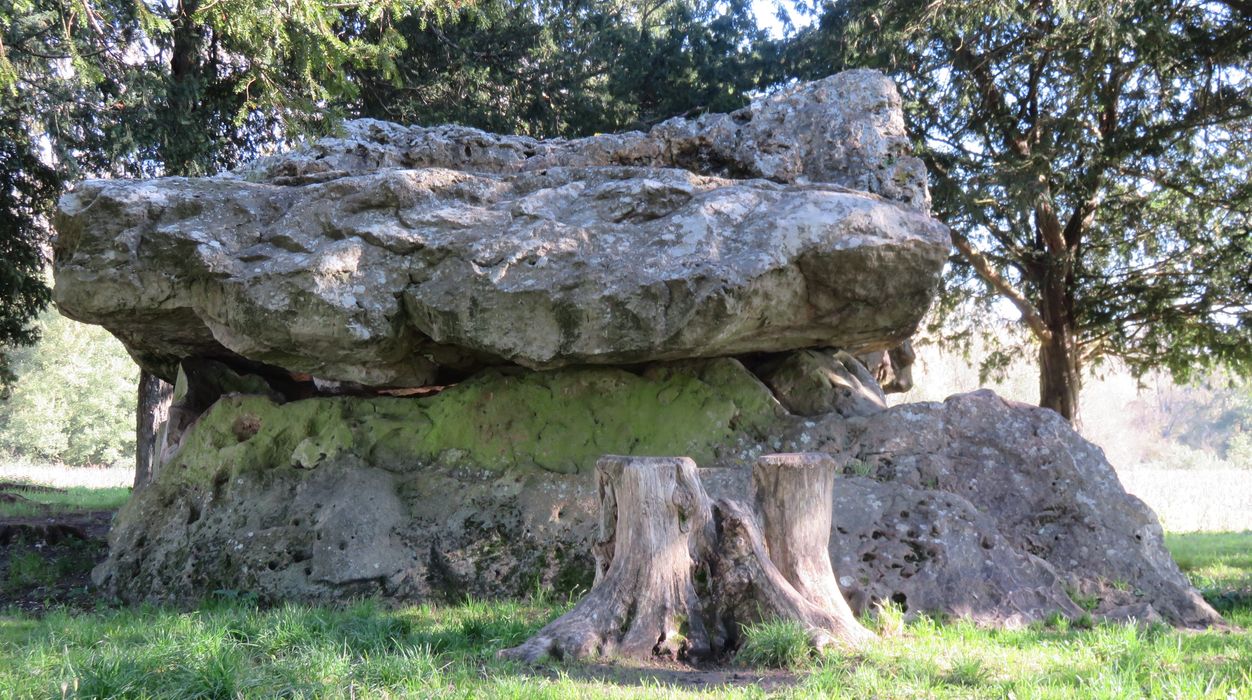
[[501, 452, 874, 663], [501, 456, 713, 662], [749, 453, 874, 645], [134, 369, 173, 491]]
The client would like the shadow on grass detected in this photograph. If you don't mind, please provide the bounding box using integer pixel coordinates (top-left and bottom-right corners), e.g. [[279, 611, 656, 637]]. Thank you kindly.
[[521, 661, 802, 693]]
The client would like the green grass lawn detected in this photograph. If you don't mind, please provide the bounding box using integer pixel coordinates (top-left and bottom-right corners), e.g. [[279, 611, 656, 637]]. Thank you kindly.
[[0, 532, 1248, 699], [0, 485, 131, 519]]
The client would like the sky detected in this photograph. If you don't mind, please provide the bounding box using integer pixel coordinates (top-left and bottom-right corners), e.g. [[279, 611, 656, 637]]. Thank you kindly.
[[750, 0, 812, 38]]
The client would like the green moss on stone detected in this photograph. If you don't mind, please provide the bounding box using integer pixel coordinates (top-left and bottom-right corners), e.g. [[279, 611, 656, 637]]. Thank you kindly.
[[161, 359, 783, 485]]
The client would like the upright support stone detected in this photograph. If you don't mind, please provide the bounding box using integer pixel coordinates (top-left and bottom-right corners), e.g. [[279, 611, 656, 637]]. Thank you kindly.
[[751, 453, 874, 645], [500, 456, 713, 662]]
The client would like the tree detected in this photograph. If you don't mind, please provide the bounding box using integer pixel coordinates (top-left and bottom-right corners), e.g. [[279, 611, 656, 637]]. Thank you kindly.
[[786, 0, 1252, 423], [0, 109, 56, 392], [0, 308, 138, 466], [1, 0, 448, 481], [354, 0, 778, 138], [502, 454, 873, 663]]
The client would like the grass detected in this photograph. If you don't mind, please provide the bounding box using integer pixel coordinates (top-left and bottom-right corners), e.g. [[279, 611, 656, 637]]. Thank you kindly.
[[0, 532, 1246, 698], [4, 543, 101, 593], [1167, 531, 1252, 627], [1, 464, 1248, 698], [0, 459, 132, 518], [0, 486, 132, 519], [736, 619, 814, 669], [2, 595, 1248, 698]]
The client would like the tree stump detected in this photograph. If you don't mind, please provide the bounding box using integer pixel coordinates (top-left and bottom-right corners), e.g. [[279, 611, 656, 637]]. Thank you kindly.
[[749, 453, 874, 645], [501, 452, 874, 663], [501, 456, 714, 662]]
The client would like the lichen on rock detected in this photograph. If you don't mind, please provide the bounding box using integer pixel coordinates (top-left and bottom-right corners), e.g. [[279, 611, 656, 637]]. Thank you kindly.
[[156, 358, 781, 484]]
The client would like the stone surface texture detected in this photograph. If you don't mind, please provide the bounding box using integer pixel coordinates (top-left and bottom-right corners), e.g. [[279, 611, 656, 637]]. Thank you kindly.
[[791, 390, 1219, 628], [756, 348, 888, 418], [53, 70, 946, 387], [93, 360, 1221, 629], [236, 68, 930, 209]]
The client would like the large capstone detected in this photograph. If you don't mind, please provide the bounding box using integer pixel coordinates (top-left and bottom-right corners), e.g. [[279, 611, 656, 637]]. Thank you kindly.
[[53, 70, 946, 386]]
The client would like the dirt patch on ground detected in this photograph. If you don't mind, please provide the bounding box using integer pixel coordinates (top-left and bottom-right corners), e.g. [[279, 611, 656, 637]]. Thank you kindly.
[[0, 506, 114, 615]]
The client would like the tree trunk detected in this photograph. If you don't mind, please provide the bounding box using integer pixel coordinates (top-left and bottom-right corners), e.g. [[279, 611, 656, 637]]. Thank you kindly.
[[1038, 320, 1081, 426], [749, 453, 873, 644], [134, 370, 173, 491], [162, 0, 204, 176], [502, 456, 714, 662], [501, 453, 874, 663]]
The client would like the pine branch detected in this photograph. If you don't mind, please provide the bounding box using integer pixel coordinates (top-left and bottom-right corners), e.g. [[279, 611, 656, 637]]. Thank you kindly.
[[949, 226, 1052, 342]]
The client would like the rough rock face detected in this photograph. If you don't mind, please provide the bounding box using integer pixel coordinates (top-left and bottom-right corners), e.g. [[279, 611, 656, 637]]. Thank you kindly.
[[858, 340, 916, 394], [755, 349, 888, 418], [95, 359, 783, 602], [94, 361, 1220, 629], [53, 70, 946, 387], [54, 169, 947, 387], [238, 69, 930, 209], [793, 390, 1219, 628]]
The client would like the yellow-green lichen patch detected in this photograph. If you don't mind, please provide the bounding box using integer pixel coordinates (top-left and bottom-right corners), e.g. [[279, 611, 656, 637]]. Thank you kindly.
[[161, 358, 784, 483]]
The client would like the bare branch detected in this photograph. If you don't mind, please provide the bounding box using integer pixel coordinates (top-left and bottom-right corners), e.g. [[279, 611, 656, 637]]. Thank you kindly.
[[949, 227, 1052, 342]]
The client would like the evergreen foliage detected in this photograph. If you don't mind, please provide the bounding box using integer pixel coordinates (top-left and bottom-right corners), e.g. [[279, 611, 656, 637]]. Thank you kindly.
[[354, 0, 778, 138], [0, 111, 55, 389], [787, 0, 1252, 421]]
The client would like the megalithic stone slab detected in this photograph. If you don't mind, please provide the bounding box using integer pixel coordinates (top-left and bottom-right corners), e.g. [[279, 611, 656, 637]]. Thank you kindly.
[[238, 69, 932, 210], [52, 71, 949, 387]]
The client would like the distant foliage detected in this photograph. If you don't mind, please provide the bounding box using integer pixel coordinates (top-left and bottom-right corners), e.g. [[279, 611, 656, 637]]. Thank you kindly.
[[0, 311, 137, 466], [354, 0, 778, 138], [1154, 378, 1252, 464]]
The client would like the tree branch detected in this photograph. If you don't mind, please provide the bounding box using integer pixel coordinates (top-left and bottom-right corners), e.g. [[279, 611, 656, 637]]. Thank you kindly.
[[949, 227, 1052, 342], [951, 39, 1029, 158]]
